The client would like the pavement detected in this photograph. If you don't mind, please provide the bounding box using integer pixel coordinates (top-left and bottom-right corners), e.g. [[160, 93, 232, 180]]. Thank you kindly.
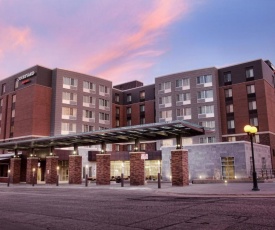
[[1, 180, 275, 197]]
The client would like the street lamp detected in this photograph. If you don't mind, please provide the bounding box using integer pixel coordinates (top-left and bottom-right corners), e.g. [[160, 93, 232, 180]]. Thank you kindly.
[[56, 166, 60, 186], [244, 125, 260, 191]]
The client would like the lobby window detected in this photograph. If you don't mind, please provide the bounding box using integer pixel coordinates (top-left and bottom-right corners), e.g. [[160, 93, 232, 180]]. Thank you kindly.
[[140, 104, 145, 112], [159, 82, 171, 91], [247, 85, 255, 94], [82, 125, 94, 132], [115, 93, 120, 103], [127, 94, 132, 102], [12, 94, 16, 103], [226, 104, 234, 113], [63, 77, 77, 88], [1, 83, 6, 95], [198, 105, 214, 115], [199, 120, 215, 130], [99, 85, 109, 94], [246, 67, 254, 78], [197, 75, 212, 84], [221, 157, 235, 179], [140, 91, 145, 100], [83, 81, 96, 92], [250, 117, 258, 126], [225, 88, 232, 98], [227, 120, 235, 129], [126, 107, 131, 114], [140, 117, 145, 125], [228, 136, 236, 142], [197, 90, 213, 100], [248, 101, 257, 110], [224, 72, 232, 83]]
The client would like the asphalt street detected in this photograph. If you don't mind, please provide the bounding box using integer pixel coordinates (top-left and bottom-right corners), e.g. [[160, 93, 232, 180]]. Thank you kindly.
[[0, 183, 275, 229]]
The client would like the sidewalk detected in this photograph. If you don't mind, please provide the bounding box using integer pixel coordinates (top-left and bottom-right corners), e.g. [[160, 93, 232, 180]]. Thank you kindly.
[[1, 180, 275, 197]]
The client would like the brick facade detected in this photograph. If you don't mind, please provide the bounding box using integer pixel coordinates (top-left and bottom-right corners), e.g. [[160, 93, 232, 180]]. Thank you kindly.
[[26, 157, 38, 184], [96, 154, 111, 185], [69, 155, 82, 184], [171, 150, 189, 186], [130, 152, 145, 185], [10, 158, 21, 183], [45, 156, 58, 184]]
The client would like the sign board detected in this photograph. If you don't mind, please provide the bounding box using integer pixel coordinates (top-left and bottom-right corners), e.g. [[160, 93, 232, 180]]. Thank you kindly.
[[141, 153, 148, 160], [17, 71, 35, 82]]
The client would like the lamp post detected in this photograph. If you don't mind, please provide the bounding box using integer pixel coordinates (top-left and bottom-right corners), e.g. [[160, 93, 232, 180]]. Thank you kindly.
[[32, 168, 36, 186], [56, 166, 60, 186], [7, 169, 10, 187], [244, 125, 260, 191], [85, 165, 88, 187]]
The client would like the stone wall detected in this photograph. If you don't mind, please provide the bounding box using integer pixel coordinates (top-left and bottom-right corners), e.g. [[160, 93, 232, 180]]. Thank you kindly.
[[96, 154, 110, 185]]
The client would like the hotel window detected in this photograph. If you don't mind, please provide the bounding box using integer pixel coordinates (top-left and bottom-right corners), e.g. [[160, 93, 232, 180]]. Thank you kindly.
[[226, 104, 234, 113], [12, 94, 16, 103], [63, 92, 77, 104], [126, 107, 131, 114], [224, 72, 232, 83], [199, 121, 215, 130], [14, 79, 19, 89], [197, 90, 213, 99], [11, 109, 15, 118], [83, 81, 96, 92], [246, 67, 254, 78], [199, 136, 216, 143], [127, 94, 132, 102], [159, 82, 171, 90], [127, 119, 131, 126], [176, 78, 190, 87], [116, 107, 120, 115], [198, 105, 214, 115], [82, 125, 94, 132], [83, 110, 95, 119], [99, 85, 109, 94], [63, 77, 77, 87], [159, 95, 172, 104], [225, 88, 232, 98], [228, 136, 236, 142], [250, 117, 258, 126], [99, 112, 109, 121], [140, 117, 145, 124], [83, 96, 96, 106], [159, 110, 172, 119], [1, 84, 6, 95], [227, 120, 235, 129], [176, 108, 183, 116], [197, 75, 212, 84], [248, 101, 257, 110], [247, 85, 255, 94], [140, 91, 145, 100], [116, 119, 120, 127], [62, 107, 77, 119], [0, 99, 2, 107], [255, 134, 260, 143], [99, 98, 110, 108], [140, 143, 146, 151], [61, 123, 76, 133], [115, 93, 120, 103], [176, 93, 190, 102], [140, 104, 145, 112], [184, 107, 191, 116]]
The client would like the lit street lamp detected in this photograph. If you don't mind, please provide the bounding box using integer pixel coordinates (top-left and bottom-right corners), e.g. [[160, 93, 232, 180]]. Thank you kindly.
[[244, 125, 260, 191]]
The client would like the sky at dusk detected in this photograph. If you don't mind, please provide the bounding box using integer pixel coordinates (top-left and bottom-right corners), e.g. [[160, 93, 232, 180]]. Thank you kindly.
[[0, 0, 274, 85]]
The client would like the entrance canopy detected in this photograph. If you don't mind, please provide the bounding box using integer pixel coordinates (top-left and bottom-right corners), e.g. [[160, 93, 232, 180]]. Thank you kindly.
[[0, 120, 204, 151]]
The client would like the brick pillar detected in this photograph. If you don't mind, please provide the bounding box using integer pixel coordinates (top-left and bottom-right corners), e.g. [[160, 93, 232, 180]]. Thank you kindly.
[[45, 156, 58, 184], [96, 154, 110, 185], [130, 152, 145, 186], [69, 155, 82, 184], [10, 158, 21, 183], [171, 149, 189, 186], [26, 157, 38, 184]]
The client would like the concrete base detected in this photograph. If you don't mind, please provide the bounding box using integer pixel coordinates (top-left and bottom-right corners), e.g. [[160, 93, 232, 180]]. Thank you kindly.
[[69, 155, 82, 184], [96, 154, 111, 185], [26, 157, 38, 184], [171, 149, 189, 186], [10, 158, 21, 183], [130, 152, 145, 186], [46, 156, 59, 184]]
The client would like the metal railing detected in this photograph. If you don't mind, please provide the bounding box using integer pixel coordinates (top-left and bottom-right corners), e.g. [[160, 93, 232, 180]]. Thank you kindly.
[[252, 168, 275, 179]]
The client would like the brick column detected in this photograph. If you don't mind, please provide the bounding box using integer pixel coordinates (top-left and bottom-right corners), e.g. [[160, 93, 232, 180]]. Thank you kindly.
[[69, 155, 82, 184], [96, 154, 110, 185], [171, 149, 189, 186], [130, 152, 145, 186], [10, 158, 21, 183], [45, 156, 58, 184], [26, 157, 38, 184]]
